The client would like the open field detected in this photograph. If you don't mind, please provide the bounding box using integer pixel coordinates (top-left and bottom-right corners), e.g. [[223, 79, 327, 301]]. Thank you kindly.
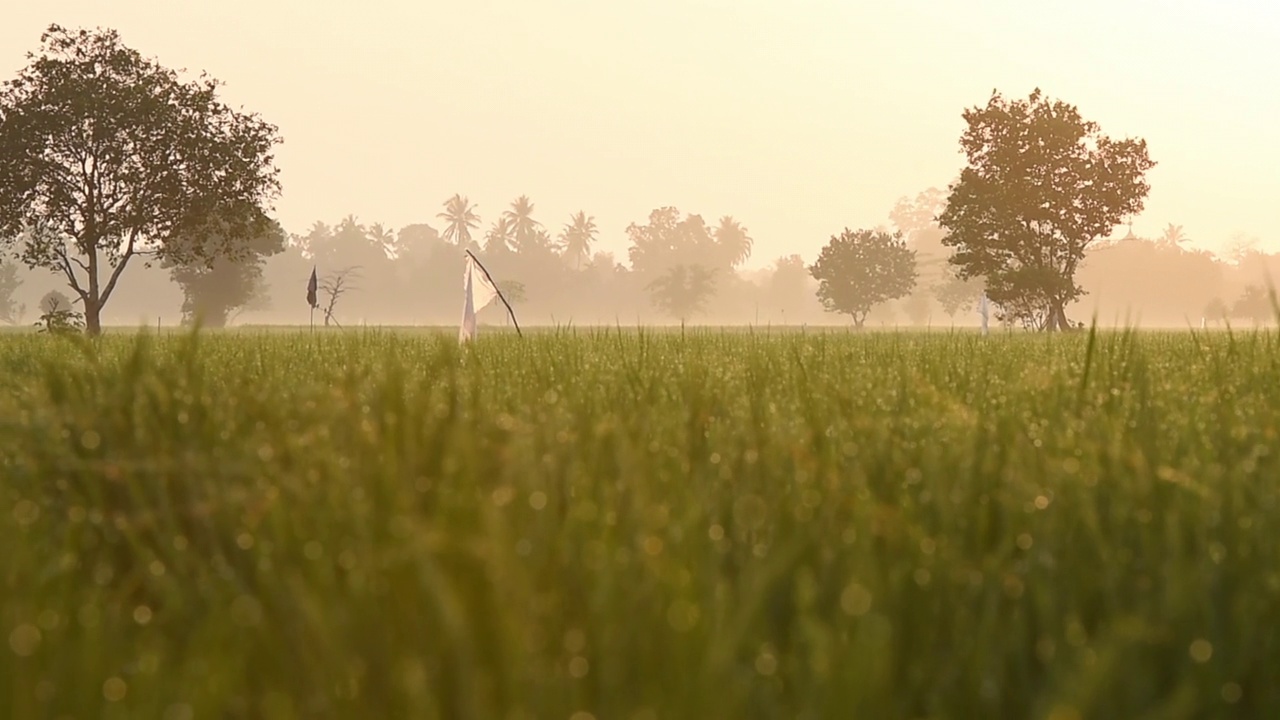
[[3, 328, 1279, 718]]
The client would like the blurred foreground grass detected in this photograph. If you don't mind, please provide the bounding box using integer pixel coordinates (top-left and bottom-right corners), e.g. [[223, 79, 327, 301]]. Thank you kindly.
[[2, 328, 1279, 719]]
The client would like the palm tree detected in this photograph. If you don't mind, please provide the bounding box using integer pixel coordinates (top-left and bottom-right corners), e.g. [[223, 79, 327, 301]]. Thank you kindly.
[[484, 217, 516, 254], [502, 195, 544, 253], [299, 221, 332, 260], [557, 211, 597, 270], [713, 216, 753, 268], [438, 194, 481, 248], [367, 222, 398, 259], [1159, 223, 1189, 247]]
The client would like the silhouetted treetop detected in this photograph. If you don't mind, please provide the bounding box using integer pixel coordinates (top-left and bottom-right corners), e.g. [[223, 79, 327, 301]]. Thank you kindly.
[[0, 24, 282, 334], [938, 88, 1154, 331]]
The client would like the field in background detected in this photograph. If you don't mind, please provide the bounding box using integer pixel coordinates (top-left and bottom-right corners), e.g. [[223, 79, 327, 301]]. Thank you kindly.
[[3, 328, 1278, 718]]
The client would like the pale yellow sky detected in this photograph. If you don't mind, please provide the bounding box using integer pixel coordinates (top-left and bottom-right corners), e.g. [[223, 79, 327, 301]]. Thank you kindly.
[[3, 1, 1277, 268]]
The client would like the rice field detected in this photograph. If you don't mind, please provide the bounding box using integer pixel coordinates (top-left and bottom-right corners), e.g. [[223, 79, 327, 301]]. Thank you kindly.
[[2, 327, 1278, 719]]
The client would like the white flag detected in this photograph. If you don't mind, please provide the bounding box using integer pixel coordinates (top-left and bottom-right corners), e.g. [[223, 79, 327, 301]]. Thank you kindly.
[[978, 292, 989, 336], [459, 253, 500, 343]]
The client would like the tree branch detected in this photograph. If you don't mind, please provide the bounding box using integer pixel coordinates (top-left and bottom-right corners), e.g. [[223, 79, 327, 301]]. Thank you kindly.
[[52, 245, 88, 300], [98, 229, 138, 306]]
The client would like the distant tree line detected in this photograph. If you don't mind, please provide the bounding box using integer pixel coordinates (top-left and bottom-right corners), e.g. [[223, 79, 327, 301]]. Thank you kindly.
[[0, 26, 1274, 332]]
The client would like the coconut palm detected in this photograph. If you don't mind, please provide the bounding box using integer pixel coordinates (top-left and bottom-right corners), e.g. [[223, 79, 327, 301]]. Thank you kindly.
[[438, 194, 481, 248], [713, 216, 753, 268], [367, 222, 398, 259], [502, 195, 544, 253], [484, 217, 516, 255], [557, 211, 597, 270], [1159, 223, 1189, 247]]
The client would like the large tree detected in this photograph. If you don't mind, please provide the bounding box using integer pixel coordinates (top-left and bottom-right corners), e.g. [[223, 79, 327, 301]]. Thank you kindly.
[[647, 265, 717, 323], [809, 228, 917, 328], [890, 187, 950, 285], [937, 88, 1155, 331], [763, 254, 814, 321], [933, 268, 982, 320], [166, 216, 285, 327], [0, 25, 281, 335], [626, 207, 720, 276], [308, 214, 390, 272], [396, 223, 442, 260]]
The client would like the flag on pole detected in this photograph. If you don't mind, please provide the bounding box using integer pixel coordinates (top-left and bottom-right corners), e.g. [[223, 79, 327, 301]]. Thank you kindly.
[[306, 267, 318, 308], [978, 292, 989, 336], [460, 252, 500, 343]]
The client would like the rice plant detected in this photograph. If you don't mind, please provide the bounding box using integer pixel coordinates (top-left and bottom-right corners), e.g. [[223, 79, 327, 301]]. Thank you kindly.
[[2, 327, 1278, 719]]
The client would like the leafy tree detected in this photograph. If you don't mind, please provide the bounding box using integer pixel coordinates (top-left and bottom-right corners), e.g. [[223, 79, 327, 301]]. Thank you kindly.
[[902, 292, 931, 326], [938, 88, 1155, 331], [39, 289, 72, 315], [297, 222, 332, 257], [889, 187, 947, 241], [1080, 237, 1224, 326], [0, 25, 281, 335], [890, 187, 951, 287], [438, 194, 480, 248], [495, 279, 526, 305], [167, 217, 286, 327], [309, 215, 386, 269], [493, 280, 526, 326], [1204, 297, 1229, 324], [1232, 285, 1274, 325], [35, 289, 82, 334], [809, 228, 917, 328], [763, 254, 815, 322], [627, 208, 682, 274], [0, 263, 26, 324], [626, 207, 719, 276], [557, 211, 597, 270], [646, 265, 717, 322], [1225, 233, 1275, 293], [396, 223, 442, 259], [934, 269, 982, 319]]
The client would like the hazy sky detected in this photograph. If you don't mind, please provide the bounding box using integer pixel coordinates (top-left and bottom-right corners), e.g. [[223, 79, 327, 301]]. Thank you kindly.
[[3, 1, 1277, 268]]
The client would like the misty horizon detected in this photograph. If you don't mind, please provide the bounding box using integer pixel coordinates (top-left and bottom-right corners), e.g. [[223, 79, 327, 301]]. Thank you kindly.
[[3, 0, 1276, 271]]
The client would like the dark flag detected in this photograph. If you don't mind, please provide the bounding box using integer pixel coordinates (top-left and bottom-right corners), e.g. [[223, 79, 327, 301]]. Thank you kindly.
[[306, 267, 318, 308]]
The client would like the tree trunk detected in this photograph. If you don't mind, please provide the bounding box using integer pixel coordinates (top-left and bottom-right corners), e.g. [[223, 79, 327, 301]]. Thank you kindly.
[[85, 243, 103, 336], [1045, 302, 1069, 332], [84, 298, 102, 336]]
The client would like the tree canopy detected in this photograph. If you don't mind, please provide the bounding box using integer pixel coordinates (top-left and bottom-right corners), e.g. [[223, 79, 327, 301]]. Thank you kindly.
[[937, 88, 1154, 331], [0, 263, 24, 324], [167, 216, 286, 327], [646, 265, 717, 323], [809, 228, 917, 327], [626, 207, 749, 277], [0, 24, 282, 334]]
